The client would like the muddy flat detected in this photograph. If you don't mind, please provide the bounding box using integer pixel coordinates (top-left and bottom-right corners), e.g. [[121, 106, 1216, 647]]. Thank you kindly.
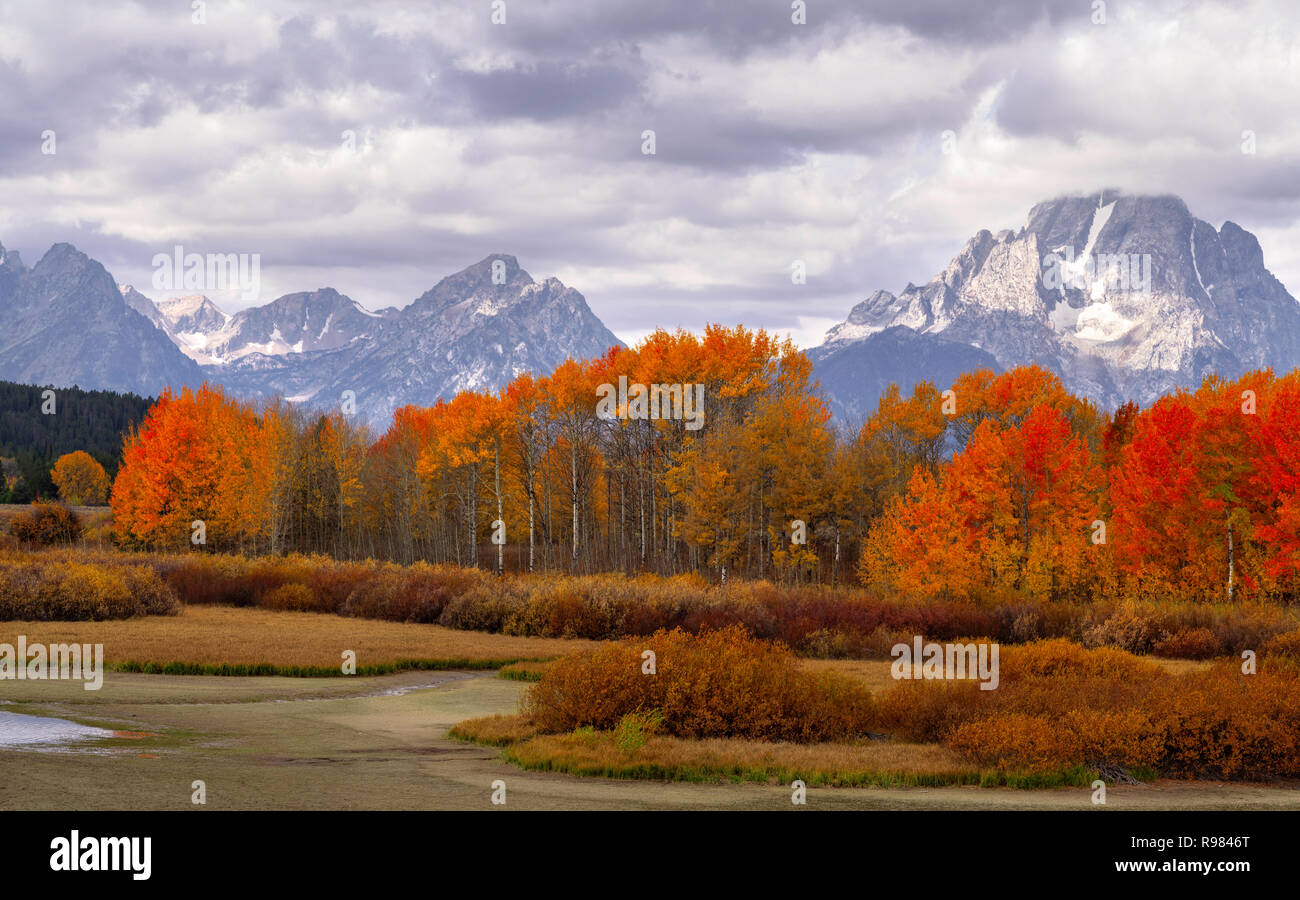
[[2, 671, 1297, 810]]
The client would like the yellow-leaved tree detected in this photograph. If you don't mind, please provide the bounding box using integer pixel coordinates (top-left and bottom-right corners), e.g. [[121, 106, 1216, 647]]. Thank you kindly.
[[51, 451, 110, 505]]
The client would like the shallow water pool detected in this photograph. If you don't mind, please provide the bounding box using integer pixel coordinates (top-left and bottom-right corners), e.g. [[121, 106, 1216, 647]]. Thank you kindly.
[[0, 711, 113, 748]]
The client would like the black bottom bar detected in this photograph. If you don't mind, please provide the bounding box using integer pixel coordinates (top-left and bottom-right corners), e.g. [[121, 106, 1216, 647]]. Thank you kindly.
[[3, 810, 1288, 888]]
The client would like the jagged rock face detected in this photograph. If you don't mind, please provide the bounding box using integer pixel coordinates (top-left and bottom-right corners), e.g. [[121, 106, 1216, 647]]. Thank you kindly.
[[0, 244, 28, 321], [157, 294, 230, 338], [0, 243, 200, 396], [120, 285, 168, 331], [816, 191, 1300, 413], [208, 254, 623, 426], [216, 288, 394, 361], [150, 287, 393, 365]]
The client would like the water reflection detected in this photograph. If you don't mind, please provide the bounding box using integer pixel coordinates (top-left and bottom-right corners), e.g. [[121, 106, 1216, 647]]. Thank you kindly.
[[0, 711, 113, 748]]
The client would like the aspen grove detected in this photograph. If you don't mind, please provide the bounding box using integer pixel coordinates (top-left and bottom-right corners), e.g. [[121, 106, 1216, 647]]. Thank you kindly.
[[108, 325, 1300, 604]]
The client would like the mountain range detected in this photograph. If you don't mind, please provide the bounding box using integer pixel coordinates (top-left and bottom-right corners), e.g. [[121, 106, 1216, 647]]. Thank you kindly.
[[811, 190, 1300, 421], [0, 245, 620, 427], [121, 286, 400, 367], [2, 190, 1296, 428]]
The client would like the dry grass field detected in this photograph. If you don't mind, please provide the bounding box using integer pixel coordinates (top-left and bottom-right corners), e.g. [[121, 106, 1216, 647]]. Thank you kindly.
[[0, 604, 597, 673]]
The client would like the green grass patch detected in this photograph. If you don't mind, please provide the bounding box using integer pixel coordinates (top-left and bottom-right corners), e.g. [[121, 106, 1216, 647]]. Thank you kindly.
[[499, 746, 993, 788], [497, 660, 549, 682]]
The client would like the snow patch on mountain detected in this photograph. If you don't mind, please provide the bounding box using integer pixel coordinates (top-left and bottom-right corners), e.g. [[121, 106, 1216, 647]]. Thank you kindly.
[[1073, 302, 1137, 343], [1190, 229, 1209, 297]]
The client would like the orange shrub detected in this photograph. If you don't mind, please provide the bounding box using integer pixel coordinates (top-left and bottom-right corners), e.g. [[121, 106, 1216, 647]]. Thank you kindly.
[[1152, 628, 1223, 659], [872, 640, 1161, 742], [874, 680, 983, 742], [999, 638, 1165, 682], [8, 502, 83, 545], [947, 714, 1067, 771], [440, 583, 527, 632], [341, 564, 459, 623], [151, 553, 278, 606], [949, 709, 1162, 773], [150, 553, 384, 612], [1262, 629, 1300, 659], [261, 583, 317, 612], [873, 640, 1300, 779], [1150, 669, 1300, 779], [0, 556, 178, 620], [525, 626, 875, 742], [1081, 600, 1169, 654]]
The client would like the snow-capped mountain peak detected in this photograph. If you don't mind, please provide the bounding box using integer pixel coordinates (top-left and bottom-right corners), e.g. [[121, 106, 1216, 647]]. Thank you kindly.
[[813, 190, 1300, 417], [119, 285, 394, 366]]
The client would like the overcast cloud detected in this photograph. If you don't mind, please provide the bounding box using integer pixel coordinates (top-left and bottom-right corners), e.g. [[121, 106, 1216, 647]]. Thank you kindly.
[[0, 0, 1295, 348]]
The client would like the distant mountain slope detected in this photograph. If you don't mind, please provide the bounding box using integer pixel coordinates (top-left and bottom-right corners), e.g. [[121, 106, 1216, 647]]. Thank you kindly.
[[0, 242, 201, 396], [810, 326, 1001, 423], [142, 287, 396, 365], [120, 284, 168, 330], [1, 238, 622, 428], [209, 254, 624, 425], [814, 191, 1300, 414]]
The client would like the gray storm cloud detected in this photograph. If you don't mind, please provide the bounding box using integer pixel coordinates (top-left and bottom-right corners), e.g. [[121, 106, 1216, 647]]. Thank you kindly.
[[0, 0, 1294, 348]]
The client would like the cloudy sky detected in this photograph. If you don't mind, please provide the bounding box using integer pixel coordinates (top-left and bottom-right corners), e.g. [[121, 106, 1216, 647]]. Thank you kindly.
[[0, 0, 1296, 347]]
